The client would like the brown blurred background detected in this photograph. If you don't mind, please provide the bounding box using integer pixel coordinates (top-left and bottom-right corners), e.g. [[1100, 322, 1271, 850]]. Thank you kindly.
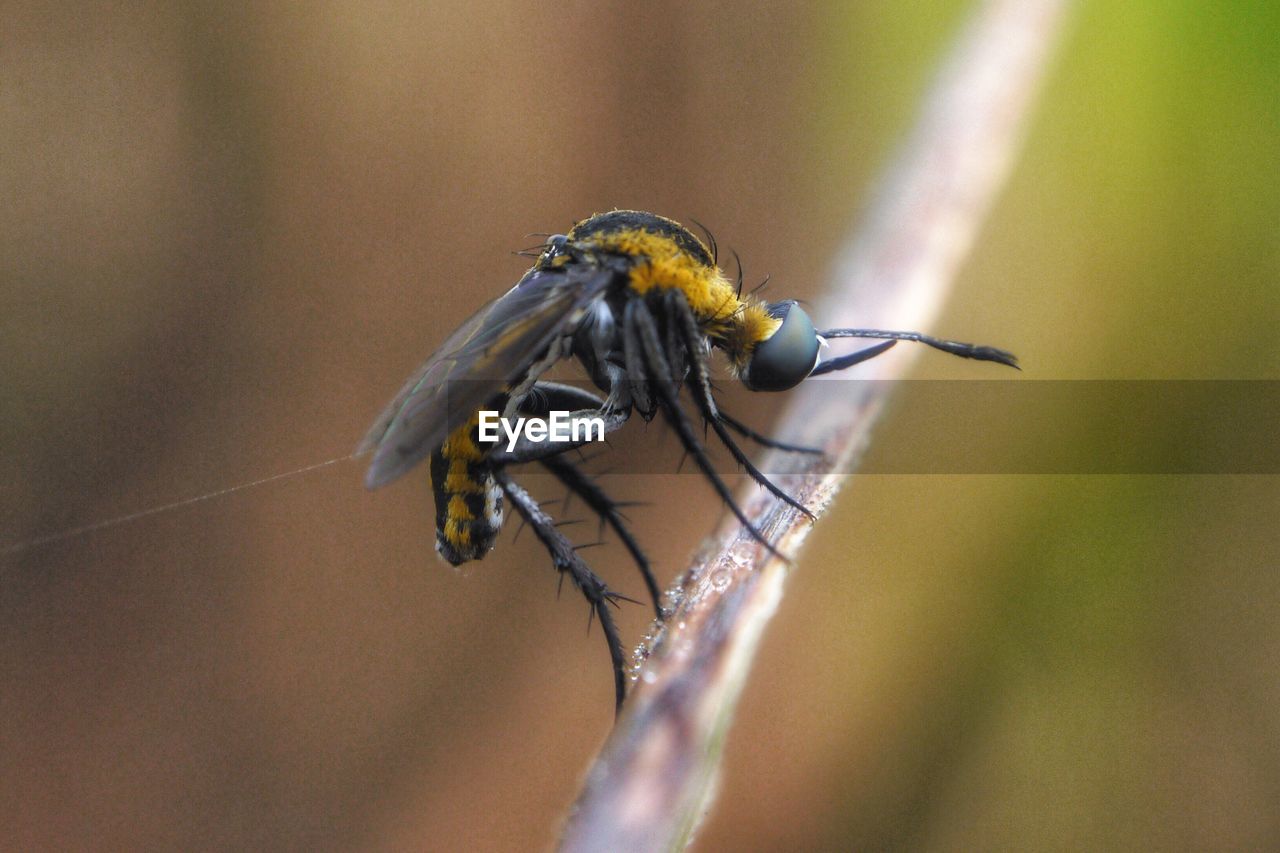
[[3, 1, 1277, 850]]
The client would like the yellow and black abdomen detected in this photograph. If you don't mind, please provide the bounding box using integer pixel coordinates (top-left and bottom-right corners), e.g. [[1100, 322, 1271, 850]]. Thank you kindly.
[[428, 416, 503, 566]]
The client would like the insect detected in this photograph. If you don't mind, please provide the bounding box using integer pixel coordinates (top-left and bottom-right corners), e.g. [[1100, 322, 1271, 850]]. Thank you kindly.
[[360, 210, 1017, 710]]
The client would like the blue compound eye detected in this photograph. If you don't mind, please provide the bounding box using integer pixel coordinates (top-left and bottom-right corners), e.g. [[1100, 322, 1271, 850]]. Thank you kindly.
[[743, 301, 820, 392]]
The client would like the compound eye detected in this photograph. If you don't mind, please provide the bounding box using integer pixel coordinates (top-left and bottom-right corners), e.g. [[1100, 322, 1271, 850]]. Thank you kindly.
[[743, 301, 820, 392], [539, 234, 568, 265]]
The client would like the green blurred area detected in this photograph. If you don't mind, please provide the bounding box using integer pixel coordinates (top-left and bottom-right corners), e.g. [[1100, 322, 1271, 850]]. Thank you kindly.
[[2, 1, 1276, 850]]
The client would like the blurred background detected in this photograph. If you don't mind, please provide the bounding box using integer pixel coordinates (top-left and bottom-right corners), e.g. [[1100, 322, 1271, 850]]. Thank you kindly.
[[3, 1, 1277, 849]]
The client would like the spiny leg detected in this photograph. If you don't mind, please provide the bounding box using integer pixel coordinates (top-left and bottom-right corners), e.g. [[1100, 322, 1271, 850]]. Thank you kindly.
[[494, 383, 649, 607], [489, 410, 629, 466], [652, 290, 819, 455], [540, 454, 661, 620], [624, 298, 784, 557], [662, 295, 687, 389], [495, 470, 628, 711], [716, 409, 823, 455], [489, 382, 631, 467], [620, 300, 655, 419], [664, 290, 814, 519]]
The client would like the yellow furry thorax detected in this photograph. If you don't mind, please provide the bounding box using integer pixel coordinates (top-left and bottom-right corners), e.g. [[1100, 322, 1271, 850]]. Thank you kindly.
[[565, 213, 782, 370]]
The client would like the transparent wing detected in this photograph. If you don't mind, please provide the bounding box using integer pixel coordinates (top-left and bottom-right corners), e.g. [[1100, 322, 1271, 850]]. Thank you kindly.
[[360, 266, 615, 489]]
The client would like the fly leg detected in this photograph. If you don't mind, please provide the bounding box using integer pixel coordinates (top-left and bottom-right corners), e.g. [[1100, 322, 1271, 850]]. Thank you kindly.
[[491, 382, 660, 620], [623, 298, 785, 558], [663, 290, 815, 519], [489, 382, 630, 465], [539, 453, 660, 620], [714, 409, 824, 455], [495, 470, 630, 712]]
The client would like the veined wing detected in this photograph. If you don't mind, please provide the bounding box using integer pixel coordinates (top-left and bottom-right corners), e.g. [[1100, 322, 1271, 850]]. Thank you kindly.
[[360, 267, 615, 489]]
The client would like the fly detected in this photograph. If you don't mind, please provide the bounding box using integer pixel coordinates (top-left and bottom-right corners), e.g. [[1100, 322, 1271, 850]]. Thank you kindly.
[[360, 210, 1018, 711]]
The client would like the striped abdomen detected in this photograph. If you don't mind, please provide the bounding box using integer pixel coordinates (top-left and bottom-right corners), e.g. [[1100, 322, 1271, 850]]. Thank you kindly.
[[428, 417, 503, 565]]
